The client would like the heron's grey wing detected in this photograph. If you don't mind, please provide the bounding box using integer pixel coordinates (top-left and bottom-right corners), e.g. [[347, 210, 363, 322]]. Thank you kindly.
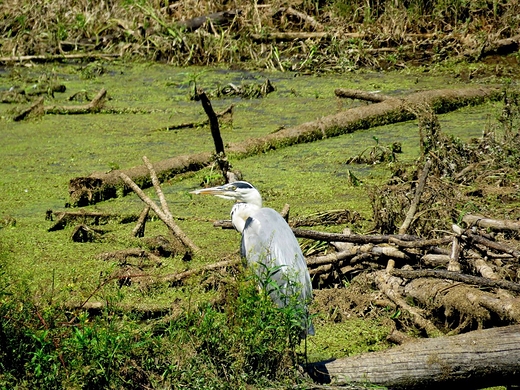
[[241, 208, 313, 305]]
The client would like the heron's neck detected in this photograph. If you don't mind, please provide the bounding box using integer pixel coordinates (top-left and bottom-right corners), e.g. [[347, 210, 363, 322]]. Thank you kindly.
[[231, 202, 260, 233]]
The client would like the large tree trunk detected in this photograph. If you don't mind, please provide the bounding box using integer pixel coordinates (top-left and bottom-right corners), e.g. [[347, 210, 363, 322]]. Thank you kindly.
[[69, 86, 500, 206], [307, 325, 520, 389]]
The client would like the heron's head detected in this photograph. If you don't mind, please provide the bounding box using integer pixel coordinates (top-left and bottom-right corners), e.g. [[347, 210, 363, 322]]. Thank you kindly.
[[190, 181, 262, 208]]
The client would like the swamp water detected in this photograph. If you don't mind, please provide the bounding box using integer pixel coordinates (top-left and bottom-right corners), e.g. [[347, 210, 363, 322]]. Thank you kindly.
[[0, 61, 505, 361]]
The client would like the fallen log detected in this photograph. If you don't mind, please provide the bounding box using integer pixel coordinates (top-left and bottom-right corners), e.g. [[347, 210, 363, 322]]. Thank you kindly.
[[12, 96, 44, 121], [307, 324, 520, 389], [0, 52, 120, 64], [13, 88, 107, 121], [402, 277, 492, 326], [463, 214, 520, 232], [69, 151, 213, 206], [69, 86, 500, 206], [334, 88, 391, 102], [44, 88, 107, 115], [71, 224, 105, 242], [391, 268, 520, 293]]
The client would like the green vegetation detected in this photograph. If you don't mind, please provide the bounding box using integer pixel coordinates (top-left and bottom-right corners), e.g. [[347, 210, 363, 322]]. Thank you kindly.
[[0, 264, 309, 388], [1, 0, 520, 387], [1, 58, 516, 387], [0, 60, 513, 386], [1, 0, 519, 71]]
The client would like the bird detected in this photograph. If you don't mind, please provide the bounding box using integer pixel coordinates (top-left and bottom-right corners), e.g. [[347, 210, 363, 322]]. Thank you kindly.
[[191, 181, 314, 337]]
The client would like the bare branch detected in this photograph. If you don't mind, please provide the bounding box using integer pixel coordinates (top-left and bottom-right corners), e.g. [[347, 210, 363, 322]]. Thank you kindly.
[[120, 172, 199, 253], [399, 159, 432, 235], [391, 269, 520, 293]]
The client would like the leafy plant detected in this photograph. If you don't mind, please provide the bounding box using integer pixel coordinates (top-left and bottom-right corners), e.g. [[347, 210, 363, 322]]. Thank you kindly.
[[0, 263, 310, 388], [346, 136, 402, 165]]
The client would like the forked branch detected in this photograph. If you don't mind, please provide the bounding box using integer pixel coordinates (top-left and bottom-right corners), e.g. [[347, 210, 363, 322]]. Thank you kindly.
[[120, 157, 199, 253]]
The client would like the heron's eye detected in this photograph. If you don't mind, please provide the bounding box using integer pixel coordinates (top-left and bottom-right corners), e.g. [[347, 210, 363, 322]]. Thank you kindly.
[[230, 185, 236, 191]]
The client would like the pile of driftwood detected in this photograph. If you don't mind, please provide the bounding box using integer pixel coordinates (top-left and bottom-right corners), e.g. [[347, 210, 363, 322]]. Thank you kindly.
[[299, 210, 520, 388], [300, 215, 520, 330]]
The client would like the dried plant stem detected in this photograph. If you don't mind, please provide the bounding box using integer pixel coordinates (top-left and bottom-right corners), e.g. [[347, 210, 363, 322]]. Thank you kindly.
[[132, 206, 150, 238], [120, 164, 199, 253], [399, 159, 432, 235]]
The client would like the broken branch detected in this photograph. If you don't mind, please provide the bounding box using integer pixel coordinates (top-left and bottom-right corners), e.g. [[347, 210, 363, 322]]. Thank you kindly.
[[399, 159, 432, 235], [119, 171, 199, 253]]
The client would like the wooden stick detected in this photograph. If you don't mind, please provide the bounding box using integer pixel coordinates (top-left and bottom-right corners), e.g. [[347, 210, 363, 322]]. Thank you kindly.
[[463, 231, 520, 259], [280, 203, 290, 221], [293, 228, 417, 244], [467, 292, 520, 322], [372, 246, 411, 260], [462, 214, 520, 232], [448, 236, 462, 272], [390, 269, 520, 293], [0, 52, 120, 63], [120, 172, 199, 252], [281, 6, 324, 31], [250, 31, 332, 41], [470, 257, 498, 280], [372, 271, 443, 337], [334, 88, 392, 102], [197, 89, 224, 155], [132, 206, 150, 237], [399, 159, 432, 235], [143, 156, 171, 218], [420, 253, 451, 267], [306, 250, 354, 267], [388, 236, 452, 248]]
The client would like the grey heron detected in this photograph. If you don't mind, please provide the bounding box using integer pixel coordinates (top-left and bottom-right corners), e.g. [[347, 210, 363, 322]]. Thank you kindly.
[[191, 181, 314, 337]]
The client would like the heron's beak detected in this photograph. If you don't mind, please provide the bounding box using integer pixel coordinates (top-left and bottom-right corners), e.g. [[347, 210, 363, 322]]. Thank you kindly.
[[190, 185, 226, 196], [190, 185, 237, 200]]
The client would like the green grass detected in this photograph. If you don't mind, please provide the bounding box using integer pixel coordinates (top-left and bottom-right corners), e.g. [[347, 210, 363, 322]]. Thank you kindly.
[[0, 258, 315, 389]]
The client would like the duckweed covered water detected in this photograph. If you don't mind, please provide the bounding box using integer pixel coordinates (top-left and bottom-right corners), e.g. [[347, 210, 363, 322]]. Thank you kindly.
[[0, 60, 508, 365]]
